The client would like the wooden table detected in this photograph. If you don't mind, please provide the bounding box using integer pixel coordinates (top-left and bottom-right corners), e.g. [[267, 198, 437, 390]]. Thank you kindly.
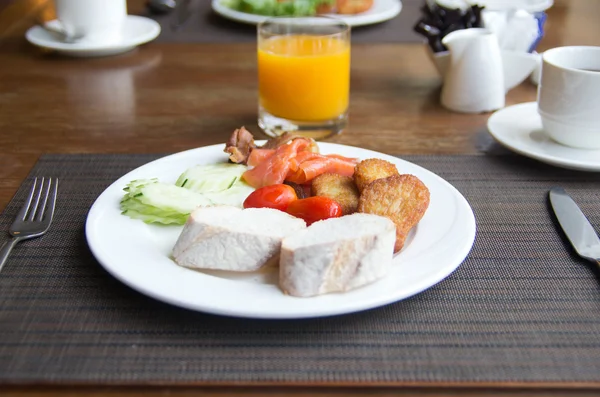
[[1, 0, 600, 396]]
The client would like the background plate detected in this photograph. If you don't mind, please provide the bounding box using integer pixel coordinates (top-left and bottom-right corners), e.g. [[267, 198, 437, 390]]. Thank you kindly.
[[211, 0, 402, 27]]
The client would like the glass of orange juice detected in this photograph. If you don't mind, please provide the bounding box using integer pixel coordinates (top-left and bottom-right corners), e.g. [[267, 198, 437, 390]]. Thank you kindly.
[[258, 17, 350, 140]]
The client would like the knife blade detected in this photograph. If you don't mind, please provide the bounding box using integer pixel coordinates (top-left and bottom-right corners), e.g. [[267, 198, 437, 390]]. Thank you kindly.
[[549, 187, 600, 266]]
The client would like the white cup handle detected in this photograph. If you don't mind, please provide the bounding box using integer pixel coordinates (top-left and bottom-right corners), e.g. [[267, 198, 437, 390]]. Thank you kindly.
[[41, 21, 83, 43]]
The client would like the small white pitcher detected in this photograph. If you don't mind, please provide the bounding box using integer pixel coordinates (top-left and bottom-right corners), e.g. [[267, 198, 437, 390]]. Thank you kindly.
[[440, 28, 505, 113]]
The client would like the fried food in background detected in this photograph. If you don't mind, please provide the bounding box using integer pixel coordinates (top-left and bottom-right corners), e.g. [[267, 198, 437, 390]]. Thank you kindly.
[[354, 158, 399, 193], [358, 174, 430, 252], [316, 1, 335, 13], [311, 173, 360, 215], [336, 0, 374, 14]]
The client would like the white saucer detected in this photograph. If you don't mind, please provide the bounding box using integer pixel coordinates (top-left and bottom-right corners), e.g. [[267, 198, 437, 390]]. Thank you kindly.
[[25, 15, 161, 57], [487, 102, 600, 172]]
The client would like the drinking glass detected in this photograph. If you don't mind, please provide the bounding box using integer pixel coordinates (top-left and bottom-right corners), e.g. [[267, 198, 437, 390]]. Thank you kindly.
[[257, 16, 350, 140]]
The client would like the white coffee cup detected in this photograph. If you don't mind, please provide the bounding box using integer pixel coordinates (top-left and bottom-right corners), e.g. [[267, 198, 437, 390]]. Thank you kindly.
[[537, 46, 600, 149], [54, 0, 127, 44]]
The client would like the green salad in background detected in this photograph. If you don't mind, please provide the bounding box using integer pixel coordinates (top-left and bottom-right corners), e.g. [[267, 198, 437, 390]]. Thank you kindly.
[[220, 0, 335, 16]]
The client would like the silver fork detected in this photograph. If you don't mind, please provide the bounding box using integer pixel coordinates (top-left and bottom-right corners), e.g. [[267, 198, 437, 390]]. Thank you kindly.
[[0, 177, 58, 273]]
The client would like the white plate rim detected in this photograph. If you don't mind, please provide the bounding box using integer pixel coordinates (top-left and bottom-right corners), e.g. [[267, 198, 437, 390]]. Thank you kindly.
[[211, 0, 402, 27], [487, 102, 600, 172], [85, 142, 476, 319], [25, 15, 161, 52]]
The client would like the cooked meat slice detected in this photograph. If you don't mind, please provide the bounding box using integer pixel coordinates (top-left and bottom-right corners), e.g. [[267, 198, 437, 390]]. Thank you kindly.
[[280, 213, 396, 297], [224, 126, 256, 164], [311, 173, 359, 215], [353, 158, 399, 193], [173, 206, 306, 272], [358, 174, 430, 253]]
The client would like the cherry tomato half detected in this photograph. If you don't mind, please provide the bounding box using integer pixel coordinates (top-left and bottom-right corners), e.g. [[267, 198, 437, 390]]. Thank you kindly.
[[243, 184, 298, 211], [286, 197, 343, 226]]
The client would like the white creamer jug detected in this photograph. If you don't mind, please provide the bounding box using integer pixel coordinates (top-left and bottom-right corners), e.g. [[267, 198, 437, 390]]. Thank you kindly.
[[440, 28, 505, 113]]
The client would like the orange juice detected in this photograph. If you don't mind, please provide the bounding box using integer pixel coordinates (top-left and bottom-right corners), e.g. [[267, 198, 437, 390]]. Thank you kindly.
[[258, 34, 350, 122]]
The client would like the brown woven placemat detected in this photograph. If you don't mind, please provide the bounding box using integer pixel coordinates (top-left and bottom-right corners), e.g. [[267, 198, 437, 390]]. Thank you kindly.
[[1, 153, 600, 385], [145, 0, 424, 43]]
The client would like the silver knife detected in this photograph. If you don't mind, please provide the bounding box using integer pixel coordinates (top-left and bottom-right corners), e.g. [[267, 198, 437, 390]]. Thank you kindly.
[[549, 187, 600, 268]]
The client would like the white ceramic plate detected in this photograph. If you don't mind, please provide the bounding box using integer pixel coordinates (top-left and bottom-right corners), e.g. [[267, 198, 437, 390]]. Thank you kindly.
[[211, 0, 402, 27], [487, 102, 600, 172], [86, 143, 475, 319], [25, 15, 160, 57]]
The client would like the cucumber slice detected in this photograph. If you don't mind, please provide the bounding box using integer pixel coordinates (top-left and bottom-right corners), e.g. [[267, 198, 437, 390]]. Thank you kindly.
[[123, 178, 159, 193], [121, 163, 256, 225], [204, 180, 255, 207], [120, 197, 183, 218], [120, 180, 212, 225], [175, 164, 248, 193], [121, 208, 188, 225], [136, 183, 213, 214]]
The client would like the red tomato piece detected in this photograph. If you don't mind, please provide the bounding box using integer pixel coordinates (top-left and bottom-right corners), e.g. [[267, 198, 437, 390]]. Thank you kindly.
[[243, 184, 298, 212], [286, 197, 343, 226]]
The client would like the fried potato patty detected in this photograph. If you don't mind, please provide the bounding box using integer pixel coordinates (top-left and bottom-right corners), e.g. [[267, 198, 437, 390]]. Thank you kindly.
[[354, 158, 399, 193], [311, 173, 360, 215], [358, 174, 430, 252]]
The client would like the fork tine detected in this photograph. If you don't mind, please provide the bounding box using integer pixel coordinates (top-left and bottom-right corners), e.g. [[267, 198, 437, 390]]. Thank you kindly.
[[27, 177, 45, 221], [36, 178, 53, 222], [43, 178, 58, 225], [16, 178, 38, 221]]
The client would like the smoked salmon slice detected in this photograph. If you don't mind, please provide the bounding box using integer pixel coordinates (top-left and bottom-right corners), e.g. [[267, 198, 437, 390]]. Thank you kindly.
[[247, 148, 275, 167], [285, 156, 357, 184], [243, 136, 358, 187], [242, 139, 311, 188]]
